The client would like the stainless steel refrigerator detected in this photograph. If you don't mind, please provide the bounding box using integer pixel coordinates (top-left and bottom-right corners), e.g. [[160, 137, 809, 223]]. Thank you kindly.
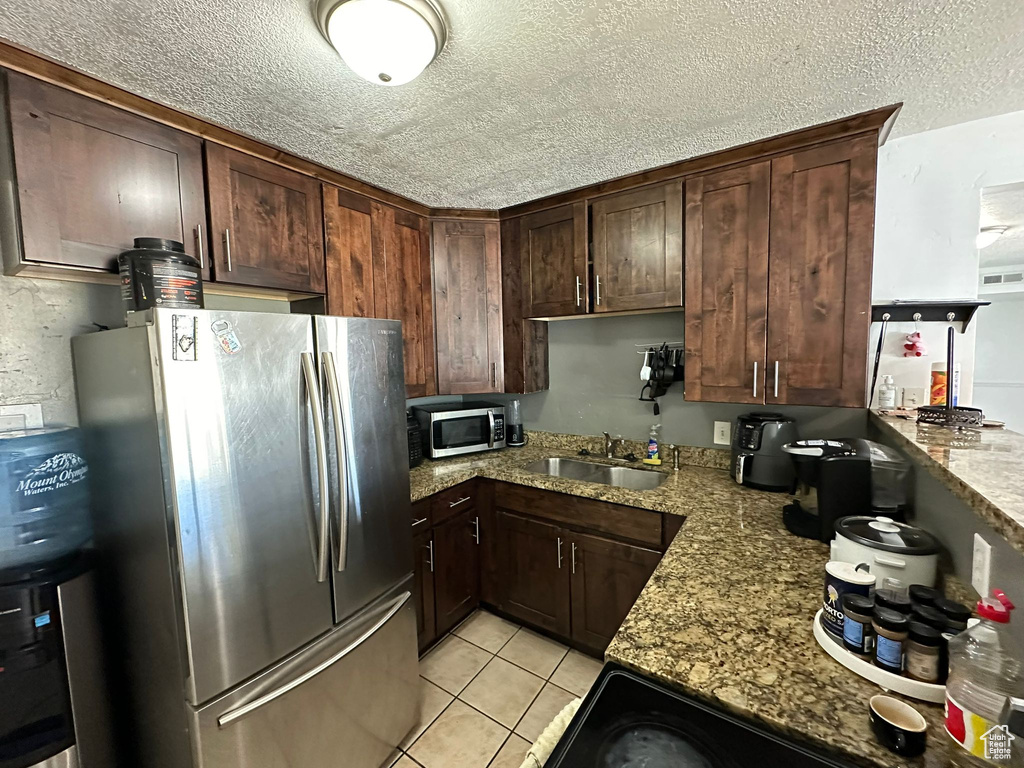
[[72, 308, 418, 768]]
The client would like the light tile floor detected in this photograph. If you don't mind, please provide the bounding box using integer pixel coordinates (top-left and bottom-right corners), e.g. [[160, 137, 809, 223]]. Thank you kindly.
[[386, 610, 603, 768]]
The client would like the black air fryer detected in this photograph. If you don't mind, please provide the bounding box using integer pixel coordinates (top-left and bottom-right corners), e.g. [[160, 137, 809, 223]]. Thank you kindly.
[[730, 413, 798, 492]]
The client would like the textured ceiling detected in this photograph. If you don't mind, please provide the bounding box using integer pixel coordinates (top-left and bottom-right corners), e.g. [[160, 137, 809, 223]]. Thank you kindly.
[[1, 0, 1023, 209], [981, 182, 1024, 269]]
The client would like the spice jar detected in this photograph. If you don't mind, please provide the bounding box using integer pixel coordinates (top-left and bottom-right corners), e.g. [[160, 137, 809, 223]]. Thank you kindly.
[[842, 593, 876, 658], [909, 584, 941, 608], [873, 607, 909, 673], [875, 589, 913, 616], [910, 604, 947, 631], [906, 621, 944, 683], [934, 598, 971, 633]]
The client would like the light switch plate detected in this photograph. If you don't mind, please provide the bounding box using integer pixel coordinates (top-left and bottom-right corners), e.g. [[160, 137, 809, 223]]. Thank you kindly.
[[972, 533, 993, 596], [0, 404, 43, 432], [713, 421, 731, 446], [902, 387, 927, 408]]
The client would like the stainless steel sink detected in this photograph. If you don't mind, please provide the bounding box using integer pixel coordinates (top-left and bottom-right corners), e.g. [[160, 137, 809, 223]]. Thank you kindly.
[[523, 457, 666, 491]]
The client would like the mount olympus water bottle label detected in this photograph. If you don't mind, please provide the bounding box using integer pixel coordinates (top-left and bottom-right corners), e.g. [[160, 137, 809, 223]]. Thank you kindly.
[[15, 452, 89, 510]]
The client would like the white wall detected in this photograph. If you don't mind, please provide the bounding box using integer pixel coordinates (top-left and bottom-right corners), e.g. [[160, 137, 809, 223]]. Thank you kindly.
[[973, 293, 1024, 431], [871, 109, 1024, 406]]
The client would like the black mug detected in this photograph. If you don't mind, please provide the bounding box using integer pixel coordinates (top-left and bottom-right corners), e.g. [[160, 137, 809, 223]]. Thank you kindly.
[[869, 695, 927, 757]]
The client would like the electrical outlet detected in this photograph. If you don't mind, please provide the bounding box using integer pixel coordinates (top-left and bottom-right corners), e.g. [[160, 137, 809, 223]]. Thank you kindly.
[[902, 387, 926, 408], [714, 421, 731, 446], [973, 533, 993, 596]]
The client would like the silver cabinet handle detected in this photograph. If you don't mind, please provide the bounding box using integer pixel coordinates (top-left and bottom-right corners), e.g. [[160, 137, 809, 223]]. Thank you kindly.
[[487, 410, 496, 449], [491, 363, 496, 388], [774, 361, 780, 398], [557, 537, 563, 569], [472, 516, 480, 545], [575, 275, 582, 307], [571, 542, 577, 574], [194, 223, 205, 270], [218, 591, 411, 728], [596, 274, 602, 306], [427, 540, 434, 573], [449, 496, 471, 509], [411, 517, 428, 529], [223, 228, 233, 271], [323, 351, 349, 573], [753, 361, 759, 399], [300, 353, 329, 584]]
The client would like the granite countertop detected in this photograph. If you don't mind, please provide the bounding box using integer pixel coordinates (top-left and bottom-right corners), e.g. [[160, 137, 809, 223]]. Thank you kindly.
[[870, 411, 1024, 556], [409, 431, 732, 516], [410, 433, 962, 767]]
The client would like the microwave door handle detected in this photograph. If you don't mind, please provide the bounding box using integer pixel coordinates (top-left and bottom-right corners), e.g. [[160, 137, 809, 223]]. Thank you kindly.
[[301, 353, 329, 583], [322, 351, 350, 573], [487, 411, 496, 449]]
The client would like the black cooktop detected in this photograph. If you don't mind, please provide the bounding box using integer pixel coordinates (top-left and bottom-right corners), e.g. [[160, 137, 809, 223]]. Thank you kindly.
[[546, 664, 855, 768]]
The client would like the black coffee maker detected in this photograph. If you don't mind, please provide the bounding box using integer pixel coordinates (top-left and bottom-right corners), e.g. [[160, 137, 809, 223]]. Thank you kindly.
[[781, 439, 910, 542]]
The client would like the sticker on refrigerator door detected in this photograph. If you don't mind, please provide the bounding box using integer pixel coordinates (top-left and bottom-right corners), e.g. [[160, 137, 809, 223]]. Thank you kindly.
[[211, 320, 241, 355], [171, 314, 198, 361]]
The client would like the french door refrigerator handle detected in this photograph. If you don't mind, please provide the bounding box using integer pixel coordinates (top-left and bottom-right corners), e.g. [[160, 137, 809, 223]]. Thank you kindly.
[[322, 350, 350, 572], [301, 352, 329, 583], [217, 591, 412, 728]]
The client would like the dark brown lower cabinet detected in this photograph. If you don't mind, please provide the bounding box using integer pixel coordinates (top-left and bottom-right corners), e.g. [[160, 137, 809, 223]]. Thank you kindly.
[[569, 532, 661, 652], [497, 511, 572, 638], [413, 529, 436, 653], [433, 507, 480, 636]]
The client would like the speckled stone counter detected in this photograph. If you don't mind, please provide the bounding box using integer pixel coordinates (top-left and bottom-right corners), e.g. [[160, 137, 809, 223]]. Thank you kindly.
[[410, 437, 965, 767], [409, 439, 736, 515], [870, 411, 1024, 556], [606, 484, 962, 768]]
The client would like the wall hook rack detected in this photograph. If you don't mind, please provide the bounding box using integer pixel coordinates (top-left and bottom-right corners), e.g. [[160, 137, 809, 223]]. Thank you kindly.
[[636, 341, 685, 354], [870, 300, 990, 333]]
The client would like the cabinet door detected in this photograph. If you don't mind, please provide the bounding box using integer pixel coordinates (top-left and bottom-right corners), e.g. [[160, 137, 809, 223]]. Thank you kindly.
[[767, 135, 876, 407], [5, 72, 208, 277], [476, 481, 502, 608], [684, 163, 770, 403], [373, 204, 436, 398], [497, 511, 570, 636], [413, 529, 436, 653], [432, 220, 504, 394], [433, 507, 480, 636], [520, 203, 588, 318], [205, 142, 325, 292], [569, 531, 661, 653], [500, 218, 549, 394], [591, 182, 683, 312], [323, 185, 375, 317]]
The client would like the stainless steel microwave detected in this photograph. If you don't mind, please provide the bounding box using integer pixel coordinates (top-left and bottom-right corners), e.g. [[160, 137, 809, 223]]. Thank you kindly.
[[411, 401, 506, 458]]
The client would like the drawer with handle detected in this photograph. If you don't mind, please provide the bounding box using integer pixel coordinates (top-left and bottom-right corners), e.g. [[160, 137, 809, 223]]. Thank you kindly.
[[410, 498, 431, 532], [431, 480, 477, 525]]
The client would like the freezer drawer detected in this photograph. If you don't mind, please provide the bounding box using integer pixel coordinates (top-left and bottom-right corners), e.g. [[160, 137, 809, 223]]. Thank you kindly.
[[190, 584, 418, 768]]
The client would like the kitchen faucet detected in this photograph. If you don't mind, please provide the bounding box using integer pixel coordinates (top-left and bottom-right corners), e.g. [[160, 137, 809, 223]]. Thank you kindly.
[[603, 432, 625, 459]]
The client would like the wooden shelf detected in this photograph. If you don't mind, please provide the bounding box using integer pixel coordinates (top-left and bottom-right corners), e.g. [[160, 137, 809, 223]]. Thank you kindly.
[[871, 300, 990, 332]]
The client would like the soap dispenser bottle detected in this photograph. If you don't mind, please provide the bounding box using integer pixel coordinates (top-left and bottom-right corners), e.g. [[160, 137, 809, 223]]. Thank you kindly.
[[644, 424, 662, 465]]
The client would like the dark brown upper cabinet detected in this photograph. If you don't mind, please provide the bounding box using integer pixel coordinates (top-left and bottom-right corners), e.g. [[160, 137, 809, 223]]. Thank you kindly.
[[500, 218, 549, 394], [205, 142, 325, 293], [2, 72, 208, 278], [591, 181, 683, 312], [323, 185, 375, 317], [520, 203, 588, 318], [432, 220, 504, 395], [766, 135, 876, 408], [684, 162, 770, 404], [372, 203, 436, 398]]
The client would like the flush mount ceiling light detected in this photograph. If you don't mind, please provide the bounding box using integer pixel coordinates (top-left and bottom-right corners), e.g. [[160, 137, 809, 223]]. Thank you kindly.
[[977, 226, 1009, 249], [316, 0, 448, 86]]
